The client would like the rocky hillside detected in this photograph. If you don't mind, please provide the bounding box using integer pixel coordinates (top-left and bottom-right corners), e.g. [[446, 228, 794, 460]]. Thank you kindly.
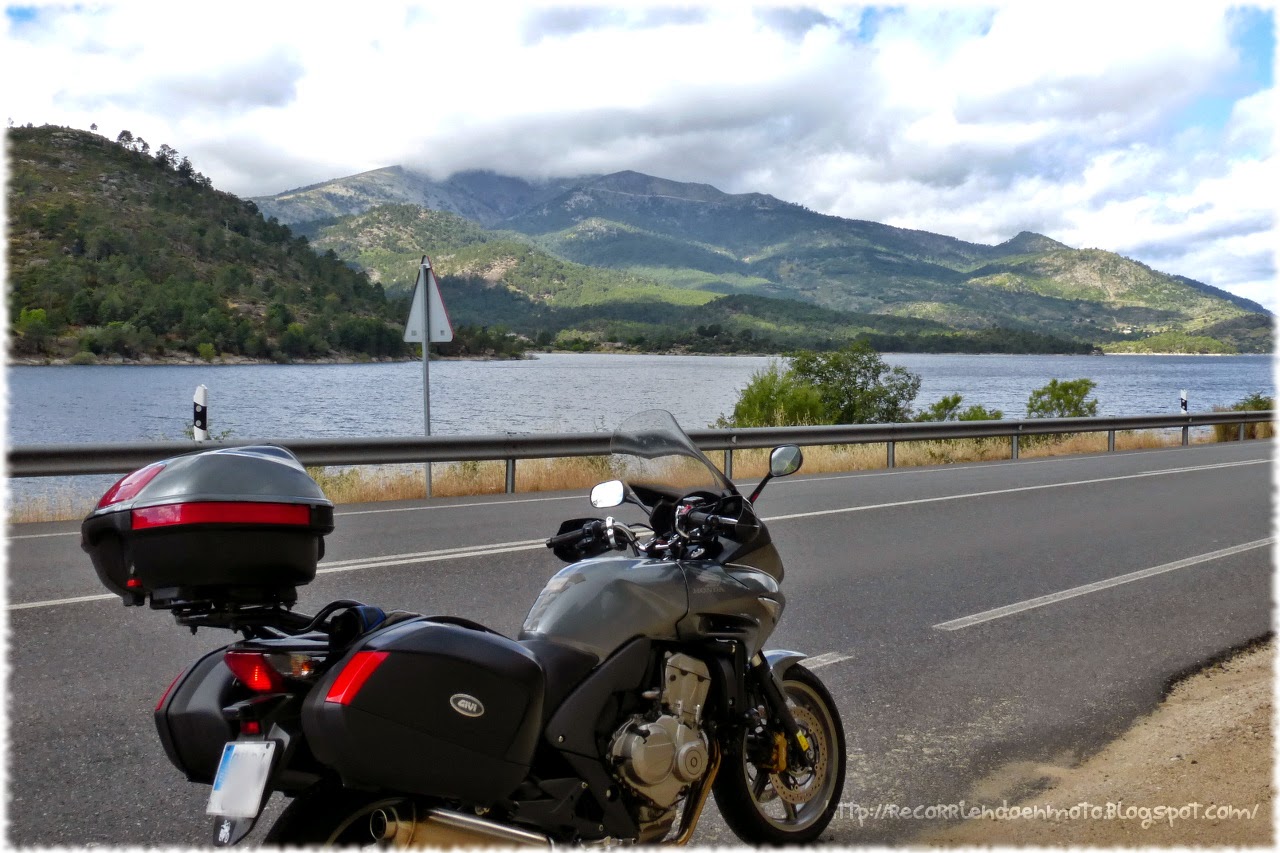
[[256, 166, 1272, 353]]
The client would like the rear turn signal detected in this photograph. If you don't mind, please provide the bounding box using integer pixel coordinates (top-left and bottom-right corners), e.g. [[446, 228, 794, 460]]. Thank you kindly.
[[324, 651, 389, 705], [224, 651, 287, 693]]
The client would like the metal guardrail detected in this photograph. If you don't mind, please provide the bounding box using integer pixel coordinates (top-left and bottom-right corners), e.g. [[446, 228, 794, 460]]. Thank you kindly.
[[7, 412, 1273, 487]]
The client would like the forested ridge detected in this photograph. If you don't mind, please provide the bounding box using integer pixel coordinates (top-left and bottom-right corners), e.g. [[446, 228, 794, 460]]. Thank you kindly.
[[7, 125, 405, 361]]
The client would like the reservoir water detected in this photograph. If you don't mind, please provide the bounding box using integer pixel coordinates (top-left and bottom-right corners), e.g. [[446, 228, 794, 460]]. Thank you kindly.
[[6, 352, 1274, 504], [6, 353, 1274, 444]]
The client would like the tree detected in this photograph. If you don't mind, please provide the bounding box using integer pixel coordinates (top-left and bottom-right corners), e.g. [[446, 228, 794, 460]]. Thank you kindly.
[[789, 341, 922, 424], [727, 362, 826, 427], [14, 307, 53, 353], [155, 144, 178, 170], [1026, 378, 1098, 419]]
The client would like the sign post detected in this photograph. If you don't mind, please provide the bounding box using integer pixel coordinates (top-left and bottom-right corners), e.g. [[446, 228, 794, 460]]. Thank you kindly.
[[403, 255, 453, 496]]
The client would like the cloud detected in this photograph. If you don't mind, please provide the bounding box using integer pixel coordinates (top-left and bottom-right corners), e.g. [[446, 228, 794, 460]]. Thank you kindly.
[[5, 2, 1273, 310]]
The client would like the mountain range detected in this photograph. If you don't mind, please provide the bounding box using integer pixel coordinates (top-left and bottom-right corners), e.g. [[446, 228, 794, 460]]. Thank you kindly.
[[253, 167, 1272, 354], [5, 125, 1270, 365]]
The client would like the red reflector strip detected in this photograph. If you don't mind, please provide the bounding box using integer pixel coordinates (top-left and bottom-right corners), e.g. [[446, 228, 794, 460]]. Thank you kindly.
[[224, 651, 287, 693], [131, 502, 311, 530], [98, 462, 167, 509], [155, 668, 187, 712], [325, 651, 389, 705]]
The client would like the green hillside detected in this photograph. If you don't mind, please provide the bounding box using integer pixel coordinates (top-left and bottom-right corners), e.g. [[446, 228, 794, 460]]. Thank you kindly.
[[308, 204, 1096, 355], [498, 172, 1271, 352], [7, 125, 406, 361]]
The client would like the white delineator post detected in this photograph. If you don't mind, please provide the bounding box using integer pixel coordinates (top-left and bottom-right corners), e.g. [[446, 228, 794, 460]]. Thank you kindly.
[[193, 385, 210, 442]]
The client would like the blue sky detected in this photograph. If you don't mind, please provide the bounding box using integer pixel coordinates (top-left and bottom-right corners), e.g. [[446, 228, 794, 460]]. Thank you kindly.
[[4, 3, 1276, 309]]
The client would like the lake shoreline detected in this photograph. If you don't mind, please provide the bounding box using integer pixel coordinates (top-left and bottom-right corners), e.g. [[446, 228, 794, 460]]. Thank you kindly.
[[11, 349, 1267, 367]]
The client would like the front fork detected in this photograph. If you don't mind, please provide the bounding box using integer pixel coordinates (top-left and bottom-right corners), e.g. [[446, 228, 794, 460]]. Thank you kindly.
[[748, 653, 813, 772]]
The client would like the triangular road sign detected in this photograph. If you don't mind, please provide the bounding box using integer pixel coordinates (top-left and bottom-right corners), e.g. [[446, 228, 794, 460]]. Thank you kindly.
[[404, 256, 454, 343]]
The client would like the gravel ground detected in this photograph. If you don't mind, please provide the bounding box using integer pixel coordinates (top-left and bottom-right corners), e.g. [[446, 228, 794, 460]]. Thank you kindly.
[[922, 639, 1273, 846]]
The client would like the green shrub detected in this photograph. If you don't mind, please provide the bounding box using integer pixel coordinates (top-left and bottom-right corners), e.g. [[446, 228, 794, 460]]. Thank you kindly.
[[722, 361, 825, 427], [788, 341, 922, 424], [1212, 393, 1274, 441], [1025, 378, 1099, 445], [1026, 378, 1099, 419], [915, 393, 1003, 422]]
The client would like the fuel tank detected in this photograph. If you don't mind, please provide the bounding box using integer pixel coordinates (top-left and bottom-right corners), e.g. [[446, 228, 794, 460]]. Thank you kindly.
[[519, 556, 783, 659]]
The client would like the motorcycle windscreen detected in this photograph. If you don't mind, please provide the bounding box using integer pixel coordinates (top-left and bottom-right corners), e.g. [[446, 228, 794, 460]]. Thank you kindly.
[[608, 410, 733, 495]]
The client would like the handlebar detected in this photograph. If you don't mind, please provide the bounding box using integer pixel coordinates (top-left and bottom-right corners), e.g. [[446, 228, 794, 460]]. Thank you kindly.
[[545, 520, 603, 549], [545, 519, 639, 554]]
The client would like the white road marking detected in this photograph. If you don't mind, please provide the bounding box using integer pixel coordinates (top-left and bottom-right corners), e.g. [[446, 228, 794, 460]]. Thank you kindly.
[[317, 541, 547, 574], [804, 652, 856, 670], [335, 494, 582, 517], [6, 457, 1268, 609], [762, 459, 1267, 524], [8, 592, 117, 610], [933, 537, 1276, 631]]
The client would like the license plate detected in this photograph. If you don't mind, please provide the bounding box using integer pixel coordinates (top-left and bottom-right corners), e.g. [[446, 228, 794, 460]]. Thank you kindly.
[[207, 741, 276, 819]]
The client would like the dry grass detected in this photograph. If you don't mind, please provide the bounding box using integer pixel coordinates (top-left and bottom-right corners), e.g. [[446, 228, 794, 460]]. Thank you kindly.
[[8, 427, 1269, 524], [6, 491, 100, 525]]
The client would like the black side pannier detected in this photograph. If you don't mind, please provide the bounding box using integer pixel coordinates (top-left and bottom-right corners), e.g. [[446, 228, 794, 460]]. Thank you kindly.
[[302, 620, 545, 804], [81, 445, 334, 607]]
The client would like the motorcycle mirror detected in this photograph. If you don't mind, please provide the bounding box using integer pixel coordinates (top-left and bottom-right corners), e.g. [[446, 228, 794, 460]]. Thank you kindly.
[[590, 480, 626, 509], [769, 445, 804, 478]]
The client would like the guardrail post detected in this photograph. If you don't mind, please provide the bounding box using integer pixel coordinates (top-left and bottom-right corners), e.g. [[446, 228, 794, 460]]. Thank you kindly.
[[886, 441, 895, 468], [724, 449, 733, 480], [1107, 429, 1115, 452], [1238, 422, 1246, 442], [1011, 432, 1019, 460], [1181, 425, 1189, 447], [505, 458, 516, 493]]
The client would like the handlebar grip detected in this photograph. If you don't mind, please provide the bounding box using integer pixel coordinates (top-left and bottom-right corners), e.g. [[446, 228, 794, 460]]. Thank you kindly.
[[545, 520, 603, 549], [685, 510, 732, 531]]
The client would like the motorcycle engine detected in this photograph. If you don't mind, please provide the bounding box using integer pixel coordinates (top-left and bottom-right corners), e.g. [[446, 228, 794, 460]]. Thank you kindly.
[[608, 653, 712, 841]]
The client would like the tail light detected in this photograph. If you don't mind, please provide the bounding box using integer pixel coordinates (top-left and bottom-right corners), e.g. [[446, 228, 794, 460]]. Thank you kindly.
[[224, 651, 287, 693], [131, 501, 312, 529], [324, 651, 389, 705], [97, 462, 166, 509]]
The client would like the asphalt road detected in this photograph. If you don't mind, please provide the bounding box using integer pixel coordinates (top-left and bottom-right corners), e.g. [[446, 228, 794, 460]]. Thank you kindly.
[[5, 440, 1273, 846]]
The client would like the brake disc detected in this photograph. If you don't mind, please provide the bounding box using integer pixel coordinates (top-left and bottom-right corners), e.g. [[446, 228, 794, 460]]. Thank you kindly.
[[768, 706, 827, 806]]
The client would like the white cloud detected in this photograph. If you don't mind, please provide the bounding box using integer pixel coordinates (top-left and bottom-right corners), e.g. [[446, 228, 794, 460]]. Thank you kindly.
[[4, 2, 1273, 310]]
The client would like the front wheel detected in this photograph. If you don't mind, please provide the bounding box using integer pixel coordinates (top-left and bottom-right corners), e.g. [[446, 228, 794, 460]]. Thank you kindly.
[[713, 664, 846, 845]]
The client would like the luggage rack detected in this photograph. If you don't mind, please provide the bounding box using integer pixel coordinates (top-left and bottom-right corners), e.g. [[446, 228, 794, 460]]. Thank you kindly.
[[150, 589, 362, 638]]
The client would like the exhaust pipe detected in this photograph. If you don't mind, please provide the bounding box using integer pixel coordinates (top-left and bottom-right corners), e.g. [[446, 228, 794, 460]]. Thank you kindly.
[[372, 805, 553, 848]]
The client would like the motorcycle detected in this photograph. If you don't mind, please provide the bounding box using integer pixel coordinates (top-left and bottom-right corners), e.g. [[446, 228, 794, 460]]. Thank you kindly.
[[81, 409, 846, 846]]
